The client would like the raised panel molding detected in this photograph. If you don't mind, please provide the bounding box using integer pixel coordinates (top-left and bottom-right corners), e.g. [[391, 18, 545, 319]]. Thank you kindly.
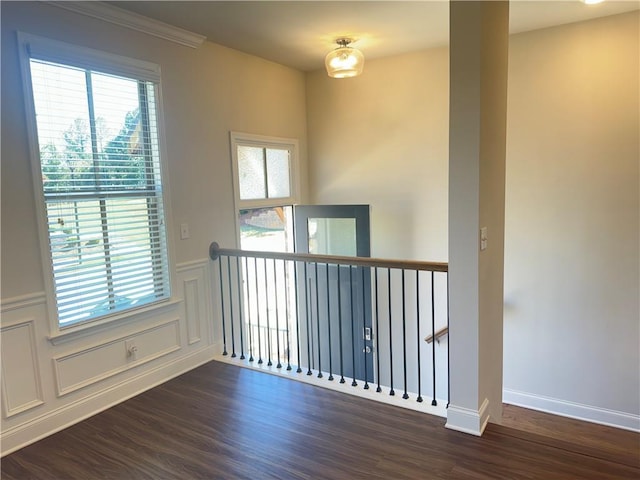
[[1, 320, 44, 417], [184, 278, 202, 345], [53, 319, 181, 396], [1, 292, 47, 314], [177, 259, 213, 347]]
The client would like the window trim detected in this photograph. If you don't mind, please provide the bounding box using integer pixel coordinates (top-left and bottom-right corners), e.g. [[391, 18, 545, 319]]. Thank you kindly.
[[229, 132, 300, 248], [230, 132, 299, 208], [17, 32, 176, 338]]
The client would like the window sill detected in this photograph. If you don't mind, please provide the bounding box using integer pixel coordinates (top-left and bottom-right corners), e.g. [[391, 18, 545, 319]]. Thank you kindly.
[[48, 297, 182, 346]]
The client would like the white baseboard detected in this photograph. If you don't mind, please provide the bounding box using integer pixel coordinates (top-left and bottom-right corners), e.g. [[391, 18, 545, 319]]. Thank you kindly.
[[445, 397, 490, 436], [213, 354, 448, 418], [1, 346, 216, 456], [503, 388, 640, 433]]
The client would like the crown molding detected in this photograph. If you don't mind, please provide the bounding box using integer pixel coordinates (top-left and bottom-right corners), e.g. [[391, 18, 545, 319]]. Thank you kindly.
[[47, 1, 206, 48]]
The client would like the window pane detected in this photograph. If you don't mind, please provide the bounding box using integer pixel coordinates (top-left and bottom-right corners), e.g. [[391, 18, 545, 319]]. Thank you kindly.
[[266, 148, 290, 198], [91, 72, 146, 190], [30, 61, 94, 193], [46, 196, 169, 325], [239, 206, 292, 252], [30, 56, 170, 328], [238, 146, 266, 200]]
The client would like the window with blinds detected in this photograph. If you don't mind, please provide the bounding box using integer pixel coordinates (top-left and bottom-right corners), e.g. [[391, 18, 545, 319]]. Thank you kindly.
[[24, 43, 170, 328]]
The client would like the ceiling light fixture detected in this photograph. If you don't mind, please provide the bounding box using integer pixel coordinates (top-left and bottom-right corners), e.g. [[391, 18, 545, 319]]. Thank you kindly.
[[581, 0, 604, 4], [325, 38, 364, 78]]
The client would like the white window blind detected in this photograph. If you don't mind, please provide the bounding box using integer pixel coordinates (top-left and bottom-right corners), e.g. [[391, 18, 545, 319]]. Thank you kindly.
[[28, 56, 170, 327]]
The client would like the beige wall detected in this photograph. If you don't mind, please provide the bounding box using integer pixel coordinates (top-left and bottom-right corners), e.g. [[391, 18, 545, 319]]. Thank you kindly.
[[1, 1, 308, 454], [503, 12, 639, 420], [307, 11, 639, 427], [306, 47, 449, 262]]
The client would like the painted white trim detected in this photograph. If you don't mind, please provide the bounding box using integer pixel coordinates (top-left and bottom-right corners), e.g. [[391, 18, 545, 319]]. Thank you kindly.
[[184, 278, 202, 345], [48, 298, 182, 346], [176, 258, 209, 273], [503, 388, 640, 433], [47, 1, 206, 48], [445, 398, 490, 436], [0, 292, 47, 314], [1, 320, 45, 417], [1, 346, 216, 457], [53, 319, 181, 396], [213, 354, 448, 418]]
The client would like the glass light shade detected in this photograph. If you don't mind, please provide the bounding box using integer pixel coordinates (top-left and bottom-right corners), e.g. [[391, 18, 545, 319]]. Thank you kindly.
[[325, 46, 364, 78]]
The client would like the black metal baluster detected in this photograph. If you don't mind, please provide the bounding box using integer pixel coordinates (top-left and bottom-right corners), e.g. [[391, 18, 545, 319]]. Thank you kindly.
[[236, 256, 245, 360], [374, 267, 382, 393], [245, 256, 254, 362], [315, 262, 323, 378], [416, 270, 423, 403], [431, 271, 437, 406], [218, 257, 227, 356], [294, 261, 302, 373], [337, 265, 345, 384], [402, 269, 409, 399], [264, 258, 272, 366], [273, 258, 282, 368], [283, 259, 292, 371], [227, 256, 236, 358], [326, 263, 333, 381], [350, 265, 357, 387], [304, 262, 312, 376], [362, 266, 369, 390], [388, 268, 395, 396], [254, 257, 263, 364]]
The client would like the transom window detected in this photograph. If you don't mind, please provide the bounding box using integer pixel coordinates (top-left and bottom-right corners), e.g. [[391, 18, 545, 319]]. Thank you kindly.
[[230, 132, 298, 252], [20, 34, 171, 329]]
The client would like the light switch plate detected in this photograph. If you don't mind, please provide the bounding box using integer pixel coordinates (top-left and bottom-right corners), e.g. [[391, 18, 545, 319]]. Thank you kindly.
[[180, 223, 190, 240]]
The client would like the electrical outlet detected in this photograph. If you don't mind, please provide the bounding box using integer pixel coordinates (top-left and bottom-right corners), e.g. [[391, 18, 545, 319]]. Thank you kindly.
[[125, 340, 138, 357]]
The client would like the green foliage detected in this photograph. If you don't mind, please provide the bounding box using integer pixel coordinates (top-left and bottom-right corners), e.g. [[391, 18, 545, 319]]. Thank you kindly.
[[40, 109, 147, 192]]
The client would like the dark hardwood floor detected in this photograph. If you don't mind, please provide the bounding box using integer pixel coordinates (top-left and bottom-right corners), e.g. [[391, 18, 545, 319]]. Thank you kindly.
[[2, 361, 638, 479]]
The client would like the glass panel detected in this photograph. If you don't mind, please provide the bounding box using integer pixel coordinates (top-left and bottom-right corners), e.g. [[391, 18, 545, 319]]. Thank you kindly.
[[30, 60, 94, 193], [239, 206, 293, 252], [91, 72, 145, 189], [266, 148, 290, 198], [308, 218, 357, 256], [238, 146, 266, 200]]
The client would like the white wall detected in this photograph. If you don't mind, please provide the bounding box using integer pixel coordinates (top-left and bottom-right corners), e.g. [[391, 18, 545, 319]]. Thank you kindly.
[[503, 12, 639, 429], [306, 11, 639, 430], [1, 1, 308, 454]]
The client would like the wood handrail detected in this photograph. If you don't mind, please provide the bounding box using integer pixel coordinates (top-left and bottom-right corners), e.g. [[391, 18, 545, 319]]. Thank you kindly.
[[424, 326, 449, 344], [209, 242, 448, 273]]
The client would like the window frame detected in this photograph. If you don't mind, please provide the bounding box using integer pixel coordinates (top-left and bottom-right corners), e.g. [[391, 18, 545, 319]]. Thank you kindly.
[[17, 32, 176, 339], [230, 132, 300, 247]]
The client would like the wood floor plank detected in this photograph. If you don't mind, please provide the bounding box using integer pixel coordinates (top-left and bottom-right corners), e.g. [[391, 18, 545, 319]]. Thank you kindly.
[[2, 361, 638, 479]]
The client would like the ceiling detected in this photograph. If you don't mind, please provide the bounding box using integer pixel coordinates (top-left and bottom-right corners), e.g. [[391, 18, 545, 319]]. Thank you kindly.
[[109, 1, 639, 72]]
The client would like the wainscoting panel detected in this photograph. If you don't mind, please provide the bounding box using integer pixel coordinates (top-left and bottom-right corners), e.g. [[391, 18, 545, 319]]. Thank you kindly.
[[53, 319, 181, 396], [184, 278, 202, 345], [1, 320, 44, 418], [177, 259, 213, 347]]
